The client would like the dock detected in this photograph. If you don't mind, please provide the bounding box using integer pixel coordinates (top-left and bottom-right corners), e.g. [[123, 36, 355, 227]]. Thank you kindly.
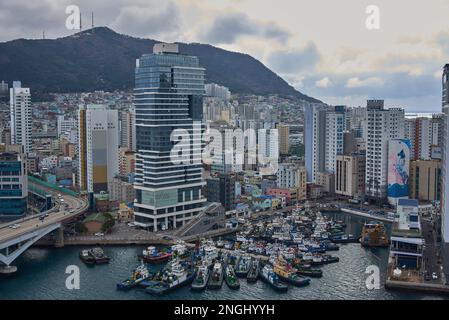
[[385, 279, 449, 295], [339, 208, 393, 223]]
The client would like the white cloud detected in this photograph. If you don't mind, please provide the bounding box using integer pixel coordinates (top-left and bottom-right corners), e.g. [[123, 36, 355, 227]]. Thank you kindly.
[[315, 77, 332, 88], [346, 77, 384, 88]]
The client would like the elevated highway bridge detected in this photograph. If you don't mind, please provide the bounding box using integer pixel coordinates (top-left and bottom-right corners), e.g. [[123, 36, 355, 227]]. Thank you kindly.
[[0, 177, 88, 275]]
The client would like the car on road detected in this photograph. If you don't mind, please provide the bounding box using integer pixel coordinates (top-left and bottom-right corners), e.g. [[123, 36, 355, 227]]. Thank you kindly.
[[432, 272, 438, 280], [127, 222, 136, 227], [9, 224, 20, 229], [162, 235, 172, 240], [69, 210, 74, 214], [94, 232, 105, 237], [425, 272, 431, 281]]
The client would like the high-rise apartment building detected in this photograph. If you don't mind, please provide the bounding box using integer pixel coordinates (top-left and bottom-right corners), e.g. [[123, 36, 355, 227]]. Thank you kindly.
[[120, 108, 136, 152], [365, 100, 405, 200], [304, 103, 327, 183], [324, 106, 346, 174], [278, 124, 290, 155], [409, 160, 441, 202], [133, 43, 206, 231], [77, 104, 119, 194], [335, 152, 366, 198], [10, 81, 31, 154]]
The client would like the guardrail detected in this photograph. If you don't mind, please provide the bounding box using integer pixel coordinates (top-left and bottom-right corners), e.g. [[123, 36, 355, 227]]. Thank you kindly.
[[28, 176, 80, 197]]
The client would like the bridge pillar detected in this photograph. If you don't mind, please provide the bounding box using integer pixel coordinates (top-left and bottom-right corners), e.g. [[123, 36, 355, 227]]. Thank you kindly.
[[0, 265, 18, 277], [55, 226, 64, 248]]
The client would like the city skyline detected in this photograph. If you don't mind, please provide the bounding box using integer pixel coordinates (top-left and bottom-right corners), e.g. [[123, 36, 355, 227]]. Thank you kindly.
[[1, 1, 449, 111]]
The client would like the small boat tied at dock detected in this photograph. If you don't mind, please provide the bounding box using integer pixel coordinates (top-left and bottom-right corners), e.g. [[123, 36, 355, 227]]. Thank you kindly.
[[247, 258, 260, 283], [116, 262, 153, 290], [139, 246, 172, 264], [191, 262, 210, 291], [360, 221, 389, 247], [329, 234, 360, 244], [258, 264, 288, 292], [235, 254, 252, 278], [272, 257, 310, 287], [224, 264, 240, 290], [80, 247, 110, 265], [207, 261, 224, 290], [145, 258, 195, 295]]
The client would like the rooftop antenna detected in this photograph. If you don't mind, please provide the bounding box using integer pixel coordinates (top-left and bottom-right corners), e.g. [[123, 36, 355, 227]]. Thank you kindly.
[[79, 11, 82, 31], [42, 30, 46, 40], [92, 12, 94, 29]]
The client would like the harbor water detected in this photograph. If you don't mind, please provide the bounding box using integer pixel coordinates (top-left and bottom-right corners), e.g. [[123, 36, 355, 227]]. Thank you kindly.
[[0, 212, 445, 300]]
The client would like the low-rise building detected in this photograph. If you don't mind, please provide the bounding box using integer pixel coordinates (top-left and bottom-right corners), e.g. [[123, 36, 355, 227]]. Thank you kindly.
[[390, 199, 424, 269]]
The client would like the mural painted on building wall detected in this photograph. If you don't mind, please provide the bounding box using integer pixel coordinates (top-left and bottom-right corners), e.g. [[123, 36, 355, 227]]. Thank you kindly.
[[388, 139, 411, 200]]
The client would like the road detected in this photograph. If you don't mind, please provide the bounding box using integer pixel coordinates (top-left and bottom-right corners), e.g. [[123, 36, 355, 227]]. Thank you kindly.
[[421, 217, 442, 284], [0, 182, 88, 243]]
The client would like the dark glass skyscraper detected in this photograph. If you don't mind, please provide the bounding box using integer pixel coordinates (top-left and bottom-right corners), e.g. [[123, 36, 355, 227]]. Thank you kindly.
[[133, 43, 206, 231]]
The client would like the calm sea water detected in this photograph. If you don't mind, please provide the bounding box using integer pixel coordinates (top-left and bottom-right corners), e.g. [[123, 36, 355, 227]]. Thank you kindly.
[[0, 212, 445, 300]]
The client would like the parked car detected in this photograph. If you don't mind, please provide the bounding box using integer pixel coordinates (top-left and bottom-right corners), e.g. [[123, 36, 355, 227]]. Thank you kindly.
[[9, 224, 20, 229], [432, 272, 438, 280], [94, 232, 105, 237]]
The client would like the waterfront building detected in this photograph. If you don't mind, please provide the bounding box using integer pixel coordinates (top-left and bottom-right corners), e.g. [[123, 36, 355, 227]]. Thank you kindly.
[[276, 163, 304, 188], [316, 171, 335, 194], [390, 199, 423, 269], [266, 187, 300, 205], [365, 100, 405, 201], [335, 152, 366, 199], [206, 173, 236, 211], [10, 81, 32, 154], [77, 104, 119, 194], [409, 160, 441, 202], [0, 147, 28, 221], [133, 43, 206, 231], [278, 124, 290, 155]]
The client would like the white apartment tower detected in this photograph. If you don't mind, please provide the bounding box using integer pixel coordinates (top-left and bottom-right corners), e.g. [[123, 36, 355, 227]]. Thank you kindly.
[[365, 100, 405, 200], [10, 81, 32, 154]]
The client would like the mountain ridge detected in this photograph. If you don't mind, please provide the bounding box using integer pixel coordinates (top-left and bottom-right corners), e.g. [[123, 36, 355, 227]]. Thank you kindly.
[[0, 26, 321, 103]]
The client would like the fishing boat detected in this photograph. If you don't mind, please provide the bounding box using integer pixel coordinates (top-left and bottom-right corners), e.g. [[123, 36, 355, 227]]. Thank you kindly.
[[360, 221, 389, 247], [330, 234, 360, 243], [117, 262, 152, 290], [145, 259, 195, 295], [235, 255, 251, 278], [311, 254, 339, 266], [216, 239, 225, 248], [247, 259, 260, 283], [89, 247, 110, 264], [171, 241, 189, 258], [258, 264, 288, 292], [207, 262, 224, 289], [224, 264, 240, 290], [191, 263, 210, 291], [79, 249, 95, 265], [273, 259, 310, 287], [295, 266, 323, 278], [139, 246, 172, 264]]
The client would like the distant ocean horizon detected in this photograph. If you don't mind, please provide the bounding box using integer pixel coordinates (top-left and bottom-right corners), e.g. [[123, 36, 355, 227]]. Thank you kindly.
[[405, 111, 441, 118]]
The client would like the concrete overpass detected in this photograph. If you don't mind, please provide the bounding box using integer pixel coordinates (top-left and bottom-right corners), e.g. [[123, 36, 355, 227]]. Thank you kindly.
[[0, 179, 88, 275]]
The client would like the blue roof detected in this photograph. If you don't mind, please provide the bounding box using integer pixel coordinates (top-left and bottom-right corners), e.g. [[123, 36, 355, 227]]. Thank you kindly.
[[398, 199, 419, 207]]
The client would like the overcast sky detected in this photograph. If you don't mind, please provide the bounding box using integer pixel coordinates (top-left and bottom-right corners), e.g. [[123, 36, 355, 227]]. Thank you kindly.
[[1, 0, 449, 111]]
